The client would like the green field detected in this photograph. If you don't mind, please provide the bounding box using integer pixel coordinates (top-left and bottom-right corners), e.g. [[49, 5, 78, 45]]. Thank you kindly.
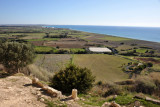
[[29, 54, 131, 82], [34, 46, 57, 53], [73, 54, 131, 82], [99, 36, 131, 41], [136, 48, 148, 53]]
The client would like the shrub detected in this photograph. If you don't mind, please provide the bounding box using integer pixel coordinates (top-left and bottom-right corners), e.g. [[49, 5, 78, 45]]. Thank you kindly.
[[149, 72, 160, 96], [134, 76, 157, 95], [104, 84, 123, 97], [51, 64, 95, 93], [146, 62, 153, 67], [96, 81, 103, 86]]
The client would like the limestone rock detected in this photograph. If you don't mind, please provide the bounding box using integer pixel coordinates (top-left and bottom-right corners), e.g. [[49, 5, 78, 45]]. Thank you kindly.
[[43, 86, 62, 98], [102, 101, 121, 107], [32, 78, 44, 88]]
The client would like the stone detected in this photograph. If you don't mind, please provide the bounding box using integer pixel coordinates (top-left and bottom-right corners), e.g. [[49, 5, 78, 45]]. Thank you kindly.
[[134, 100, 141, 107], [110, 101, 121, 107], [32, 78, 44, 88], [113, 95, 117, 100], [102, 101, 121, 107], [101, 102, 111, 107], [71, 89, 78, 99], [6, 87, 12, 89], [43, 86, 62, 98], [39, 98, 44, 102]]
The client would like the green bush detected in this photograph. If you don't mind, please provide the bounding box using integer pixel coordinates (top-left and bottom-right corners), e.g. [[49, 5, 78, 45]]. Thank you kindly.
[[96, 81, 103, 86], [104, 84, 123, 97], [51, 64, 95, 93], [135, 76, 157, 95], [0, 42, 35, 73], [146, 62, 153, 67]]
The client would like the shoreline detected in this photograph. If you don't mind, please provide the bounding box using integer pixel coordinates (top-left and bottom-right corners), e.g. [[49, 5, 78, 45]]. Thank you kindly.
[[45, 25, 160, 43]]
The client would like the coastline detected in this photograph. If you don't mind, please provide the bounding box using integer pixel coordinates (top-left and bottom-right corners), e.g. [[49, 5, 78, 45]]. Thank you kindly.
[[45, 25, 160, 43]]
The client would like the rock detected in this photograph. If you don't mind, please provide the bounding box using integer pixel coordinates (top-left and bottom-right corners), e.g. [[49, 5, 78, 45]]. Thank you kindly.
[[134, 101, 141, 107], [32, 78, 39, 84], [71, 89, 78, 99], [110, 101, 121, 107], [80, 98, 85, 101], [134, 94, 145, 100], [32, 78, 44, 88], [113, 95, 117, 100], [6, 87, 12, 89], [102, 102, 111, 107], [146, 97, 160, 104], [85, 95, 91, 98], [39, 98, 44, 102], [43, 86, 62, 98], [102, 101, 121, 107]]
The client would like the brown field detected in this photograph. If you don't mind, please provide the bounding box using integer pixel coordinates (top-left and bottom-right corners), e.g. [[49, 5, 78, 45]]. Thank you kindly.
[[31, 41, 45, 46], [135, 57, 160, 64], [45, 38, 87, 48]]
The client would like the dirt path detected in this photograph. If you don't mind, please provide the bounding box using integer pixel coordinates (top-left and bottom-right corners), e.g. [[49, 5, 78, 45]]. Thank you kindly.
[[0, 75, 46, 107]]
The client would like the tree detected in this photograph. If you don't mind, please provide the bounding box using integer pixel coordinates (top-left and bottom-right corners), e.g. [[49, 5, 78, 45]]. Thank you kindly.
[[0, 42, 35, 74], [51, 64, 95, 93], [45, 32, 50, 37]]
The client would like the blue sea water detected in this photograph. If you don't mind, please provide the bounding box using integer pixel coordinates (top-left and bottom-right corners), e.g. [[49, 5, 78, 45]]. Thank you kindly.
[[45, 25, 160, 43]]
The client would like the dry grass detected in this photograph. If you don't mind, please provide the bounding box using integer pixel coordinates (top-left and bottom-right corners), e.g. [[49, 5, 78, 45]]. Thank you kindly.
[[28, 54, 71, 81]]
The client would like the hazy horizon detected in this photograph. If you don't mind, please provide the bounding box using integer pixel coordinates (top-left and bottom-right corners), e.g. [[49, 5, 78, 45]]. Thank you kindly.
[[1, 0, 160, 27]]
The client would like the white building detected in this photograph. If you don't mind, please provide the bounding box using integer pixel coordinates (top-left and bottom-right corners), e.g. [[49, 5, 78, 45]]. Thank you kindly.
[[88, 47, 112, 53]]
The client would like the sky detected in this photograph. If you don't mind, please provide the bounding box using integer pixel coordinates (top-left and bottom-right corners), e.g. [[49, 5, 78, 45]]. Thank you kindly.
[[0, 0, 160, 27]]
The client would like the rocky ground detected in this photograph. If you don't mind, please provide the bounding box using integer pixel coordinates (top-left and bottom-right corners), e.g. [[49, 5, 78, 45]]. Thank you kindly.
[[0, 74, 81, 107], [0, 74, 47, 107]]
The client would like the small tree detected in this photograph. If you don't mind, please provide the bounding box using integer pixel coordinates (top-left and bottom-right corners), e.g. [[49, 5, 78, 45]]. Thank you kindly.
[[0, 42, 35, 73], [45, 32, 50, 37], [51, 64, 95, 93]]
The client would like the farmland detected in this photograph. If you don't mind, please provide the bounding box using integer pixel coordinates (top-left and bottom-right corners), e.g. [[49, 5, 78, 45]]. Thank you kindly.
[[29, 54, 132, 82], [28, 54, 71, 81], [1, 26, 160, 107], [73, 54, 131, 82]]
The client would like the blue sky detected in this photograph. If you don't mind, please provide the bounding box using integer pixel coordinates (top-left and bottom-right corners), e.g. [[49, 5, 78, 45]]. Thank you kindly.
[[0, 0, 160, 27]]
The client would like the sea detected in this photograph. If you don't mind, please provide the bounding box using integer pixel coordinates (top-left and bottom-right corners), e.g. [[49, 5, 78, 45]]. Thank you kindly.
[[45, 25, 160, 43]]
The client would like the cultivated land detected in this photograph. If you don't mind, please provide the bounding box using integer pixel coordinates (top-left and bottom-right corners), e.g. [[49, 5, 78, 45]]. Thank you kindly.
[[73, 54, 130, 82], [28, 54, 71, 81], [1, 25, 160, 107], [1, 26, 160, 82], [28, 54, 131, 82]]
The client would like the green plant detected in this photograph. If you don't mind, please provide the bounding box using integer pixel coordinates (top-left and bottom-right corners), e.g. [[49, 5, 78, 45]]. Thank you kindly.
[[135, 76, 157, 95], [51, 64, 95, 93], [114, 95, 135, 105], [104, 84, 123, 97], [0, 42, 35, 73], [78, 94, 106, 106], [97, 81, 103, 86]]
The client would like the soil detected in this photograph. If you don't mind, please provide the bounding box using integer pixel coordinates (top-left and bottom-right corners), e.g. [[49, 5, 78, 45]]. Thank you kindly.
[[0, 74, 46, 107], [135, 57, 160, 64], [0, 74, 82, 107]]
